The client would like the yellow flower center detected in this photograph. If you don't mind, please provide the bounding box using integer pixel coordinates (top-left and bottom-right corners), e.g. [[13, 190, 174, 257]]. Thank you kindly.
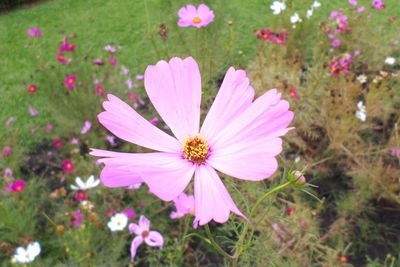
[[193, 17, 201, 24], [183, 135, 209, 164], [142, 230, 149, 238]]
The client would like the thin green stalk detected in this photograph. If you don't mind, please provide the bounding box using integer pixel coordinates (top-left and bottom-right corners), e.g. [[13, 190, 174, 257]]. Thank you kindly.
[[204, 224, 234, 259]]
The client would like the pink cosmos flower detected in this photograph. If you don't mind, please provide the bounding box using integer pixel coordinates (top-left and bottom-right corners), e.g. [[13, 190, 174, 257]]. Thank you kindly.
[[8, 180, 25, 193], [106, 135, 117, 147], [28, 105, 39, 116], [104, 45, 116, 53], [123, 208, 136, 219], [331, 39, 341, 47], [357, 6, 366, 13], [178, 4, 215, 28], [27, 84, 38, 93], [289, 87, 299, 101], [150, 117, 158, 126], [90, 57, 293, 226], [125, 79, 134, 89], [59, 37, 76, 52], [122, 67, 129, 75], [128, 215, 163, 262], [62, 159, 74, 173], [329, 54, 354, 76], [109, 56, 118, 67], [95, 85, 106, 97], [329, 11, 349, 32], [45, 123, 53, 133], [74, 191, 88, 202], [27, 27, 41, 37], [6, 117, 14, 126], [348, 0, 358, 6], [71, 138, 79, 145], [4, 168, 13, 178], [256, 29, 288, 45], [372, 0, 385, 9], [80, 121, 92, 135], [135, 74, 144, 80], [70, 210, 83, 227], [56, 52, 71, 64], [64, 74, 76, 90], [170, 192, 195, 219]]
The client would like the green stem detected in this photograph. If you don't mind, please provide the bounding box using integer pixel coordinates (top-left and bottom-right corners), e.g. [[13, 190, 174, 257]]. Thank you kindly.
[[204, 224, 234, 259]]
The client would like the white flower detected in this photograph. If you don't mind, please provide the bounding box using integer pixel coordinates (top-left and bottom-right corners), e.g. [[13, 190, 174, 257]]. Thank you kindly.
[[270, 1, 286, 15], [290, 13, 302, 24], [385, 57, 396, 65], [312, 1, 321, 8], [306, 8, 314, 18], [355, 101, 367, 122], [357, 74, 367, 84], [12, 242, 41, 264], [70, 175, 100, 191], [107, 213, 128, 231], [294, 156, 301, 163]]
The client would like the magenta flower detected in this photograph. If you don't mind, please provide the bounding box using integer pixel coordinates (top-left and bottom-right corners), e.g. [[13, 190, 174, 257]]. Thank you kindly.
[[59, 37, 76, 52], [28, 105, 39, 116], [80, 121, 92, 135], [372, 0, 385, 9], [150, 117, 158, 126], [2, 146, 13, 157], [64, 74, 76, 90], [178, 4, 215, 28], [90, 57, 293, 226], [357, 6, 366, 13], [104, 45, 116, 53], [74, 191, 88, 202], [94, 59, 104, 65], [128, 215, 163, 262], [70, 210, 83, 228], [56, 52, 71, 64], [109, 56, 118, 67], [329, 11, 349, 32], [170, 192, 195, 219], [348, 0, 358, 6], [331, 39, 341, 47], [123, 208, 136, 219], [289, 87, 299, 101], [45, 123, 53, 133], [8, 180, 25, 193], [27, 27, 41, 37], [62, 159, 74, 173]]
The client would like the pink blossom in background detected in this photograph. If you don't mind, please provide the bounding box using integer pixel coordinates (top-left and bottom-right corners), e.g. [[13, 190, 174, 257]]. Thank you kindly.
[[256, 28, 288, 45], [71, 138, 79, 145], [27, 84, 38, 94], [59, 37, 76, 52], [150, 117, 158, 126], [357, 6, 366, 13], [74, 191, 88, 202], [91, 57, 293, 226], [8, 180, 25, 193], [80, 121, 92, 135], [104, 45, 116, 53], [122, 67, 129, 75], [53, 138, 63, 149], [27, 27, 41, 37], [56, 52, 71, 64], [128, 215, 163, 262], [6, 117, 14, 126], [4, 168, 13, 178], [170, 192, 195, 219], [109, 56, 118, 67], [372, 0, 385, 9], [178, 4, 215, 28], [125, 79, 134, 89], [329, 11, 349, 32], [94, 59, 104, 65], [45, 123, 53, 133], [62, 159, 74, 173], [95, 85, 106, 97], [106, 135, 117, 147], [289, 87, 299, 101], [123, 208, 136, 219], [28, 105, 39, 116], [331, 39, 341, 47], [390, 147, 400, 159], [105, 208, 115, 218], [135, 74, 144, 80], [30, 128, 36, 134], [329, 54, 354, 76], [348, 0, 358, 6], [64, 74, 76, 90], [70, 210, 83, 227]]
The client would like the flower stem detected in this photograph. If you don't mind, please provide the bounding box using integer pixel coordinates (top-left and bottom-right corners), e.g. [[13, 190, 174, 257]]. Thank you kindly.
[[204, 224, 234, 259]]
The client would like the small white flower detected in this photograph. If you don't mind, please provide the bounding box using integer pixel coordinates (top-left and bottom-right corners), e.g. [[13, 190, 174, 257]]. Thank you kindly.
[[108, 213, 128, 232], [357, 74, 367, 84], [355, 101, 367, 122], [12, 242, 41, 264], [290, 13, 302, 24], [70, 175, 100, 191], [270, 1, 286, 15], [385, 57, 396, 65], [306, 8, 314, 18], [294, 156, 301, 163], [312, 1, 321, 8]]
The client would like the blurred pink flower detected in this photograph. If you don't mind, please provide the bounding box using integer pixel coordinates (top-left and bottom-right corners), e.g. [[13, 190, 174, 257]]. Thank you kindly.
[[53, 138, 63, 149], [91, 57, 293, 226], [4, 168, 13, 178], [56, 52, 71, 64], [64, 74, 76, 90], [104, 45, 116, 53], [71, 138, 79, 145], [8, 180, 25, 193], [170, 192, 195, 219], [28, 105, 39, 116], [390, 147, 400, 159], [128, 215, 163, 262], [74, 191, 88, 202], [178, 4, 215, 28], [125, 79, 134, 89], [357, 6, 366, 13], [27, 27, 41, 37], [31, 128, 35, 134], [348, 0, 357, 6], [70, 210, 83, 227], [256, 29, 288, 45], [95, 85, 106, 97], [106, 135, 117, 147], [6, 117, 14, 126], [289, 87, 299, 101], [150, 117, 158, 126], [94, 59, 104, 65], [122, 67, 129, 75], [27, 84, 38, 94], [45, 123, 53, 133], [372, 0, 385, 9], [123, 208, 136, 219], [2, 146, 13, 157], [135, 74, 144, 80], [62, 159, 74, 173], [331, 39, 341, 47], [59, 37, 76, 52], [80, 121, 92, 135], [109, 56, 118, 67], [329, 54, 353, 76], [329, 11, 349, 32]]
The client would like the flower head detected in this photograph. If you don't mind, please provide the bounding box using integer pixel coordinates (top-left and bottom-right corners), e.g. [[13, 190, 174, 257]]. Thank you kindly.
[[170, 192, 195, 219], [80, 121, 92, 135], [64, 74, 76, 90], [385, 57, 396, 65], [128, 215, 163, 262], [8, 180, 25, 193], [70, 175, 100, 190], [104, 45, 116, 53], [70, 210, 83, 228], [348, 0, 358, 6], [59, 37, 76, 52], [356, 101, 367, 122], [178, 4, 215, 28], [91, 57, 293, 226], [6, 117, 14, 126], [290, 13, 302, 25], [12, 242, 41, 263], [289, 87, 299, 101], [28, 105, 39, 116], [270, 1, 286, 15], [56, 52, 71, 64], [27, 84, 38, 93], [27, 28, 41, 37], [107, 213, 128, 231], [45, 123, 53, 133], [74, 190, 88, 202], [372, 0, 385, 9], [123, 208, 136, 219], [2, 146, 13, 157], [62, 159, 74, 173]]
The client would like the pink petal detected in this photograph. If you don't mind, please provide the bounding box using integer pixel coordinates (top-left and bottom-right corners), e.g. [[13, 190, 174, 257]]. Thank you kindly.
[[197, 4, 215, 26], [138, 215, 150, 232], [145, 231, 164, 248], [130, 236, 143, 262], [98, 94, 180, 152], [194, 165, 245, 226], [98, 163, 143, 188], [200, 67, 255, 146], [90, 149, 195, 201], [129, 223, 141, 235], [144, 57, 201, 142]]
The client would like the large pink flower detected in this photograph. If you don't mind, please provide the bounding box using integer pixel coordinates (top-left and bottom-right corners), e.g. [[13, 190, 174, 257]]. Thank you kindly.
[[177, 4, 215, 28], [91, 57, 293, 226]]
